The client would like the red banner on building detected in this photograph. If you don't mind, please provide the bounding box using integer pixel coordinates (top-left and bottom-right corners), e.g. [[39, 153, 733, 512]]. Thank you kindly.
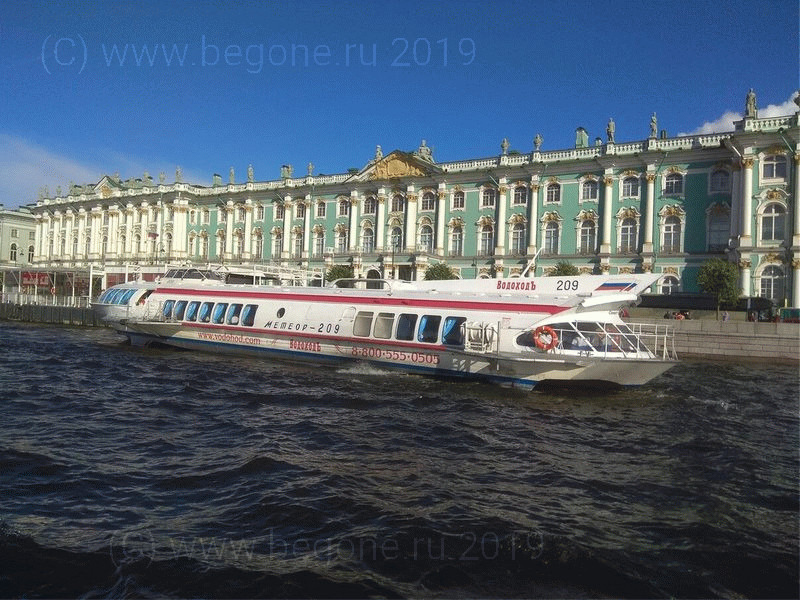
[[22, 272, 51, 287]]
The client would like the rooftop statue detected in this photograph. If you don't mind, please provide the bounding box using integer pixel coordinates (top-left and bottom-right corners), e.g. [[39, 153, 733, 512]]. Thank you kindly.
[[606, 118, 615, 143], [745, 88, 758, 118]]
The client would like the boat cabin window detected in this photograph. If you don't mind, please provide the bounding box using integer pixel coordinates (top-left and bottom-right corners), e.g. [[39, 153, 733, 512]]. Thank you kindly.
[[199, 302, 213, 323], [418, 315, 442, 343], [442, 317, 467, 346], [226, 304, 243, 325], [162, 299, 175, 319], [353, 311, 373, 337], [185, 301, 200, 322], [174, 300, 187, 320], [212, 303, 228, 324], [396, 313, 417, 341], [241, 304, 257, 327], [373, 313, 395, 339], [137, 290, 153, 306], [121, 289, 137, 304]]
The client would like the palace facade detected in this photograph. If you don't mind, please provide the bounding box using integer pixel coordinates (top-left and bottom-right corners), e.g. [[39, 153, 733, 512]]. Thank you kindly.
[[26, 93, 800, 306]]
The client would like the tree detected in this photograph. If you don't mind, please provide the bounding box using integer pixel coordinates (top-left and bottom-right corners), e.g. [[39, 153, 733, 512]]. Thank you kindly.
[[548, 261, 580, 276], [697, 258, 739, 319], [424, 262, 458, 280], [326, 264, 354, 287]]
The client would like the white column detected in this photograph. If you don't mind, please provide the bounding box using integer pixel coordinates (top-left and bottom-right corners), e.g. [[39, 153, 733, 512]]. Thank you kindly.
[[740, 158, 754, 243], [793, 155, 800, 246], [349, 190, 358, 251], [376, 193, 386, 252], [405, 188, 417, 252], [527, 181, 539, 253], [224, 201, 234, 261], [643, 172, 655, 253], [435, 185, 446, 256], [64, 210, 74, 258], [495, 181, 507, 256], [730, 165, 741, 238], [600, 175, 614, 254], [303, 195, 312, 258], [282, 196, 291, 258]]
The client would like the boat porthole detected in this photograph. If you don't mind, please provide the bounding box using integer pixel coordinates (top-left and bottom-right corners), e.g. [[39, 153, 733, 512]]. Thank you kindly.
[[277, 308, 285, 318]]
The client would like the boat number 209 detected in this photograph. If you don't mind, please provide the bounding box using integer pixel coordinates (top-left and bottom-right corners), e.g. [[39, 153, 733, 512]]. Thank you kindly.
[[556, 279, 579, 291]]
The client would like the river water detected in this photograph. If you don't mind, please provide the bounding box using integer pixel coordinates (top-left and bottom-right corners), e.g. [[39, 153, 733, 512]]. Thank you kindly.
[[0, 321, 797, 598]]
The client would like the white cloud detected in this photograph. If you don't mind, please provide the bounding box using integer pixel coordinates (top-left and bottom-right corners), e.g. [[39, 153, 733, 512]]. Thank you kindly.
[[679, 91, 799, 136], [0, 135, 206, 209]]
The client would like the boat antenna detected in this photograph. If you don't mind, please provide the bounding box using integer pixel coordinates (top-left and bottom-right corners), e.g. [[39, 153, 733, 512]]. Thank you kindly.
[[521, 248, 541, 278]]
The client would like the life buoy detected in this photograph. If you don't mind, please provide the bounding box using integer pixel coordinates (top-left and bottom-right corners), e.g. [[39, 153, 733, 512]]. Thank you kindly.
[[675, 313, 685, 320], [533, 325, 558, 351]]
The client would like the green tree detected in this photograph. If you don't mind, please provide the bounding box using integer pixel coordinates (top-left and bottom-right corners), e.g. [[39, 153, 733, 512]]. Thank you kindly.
[[326, 264, 354, 287], [697, 258, 739, 319], [548, 261, 580, 276], [424, 262, 458, 280]]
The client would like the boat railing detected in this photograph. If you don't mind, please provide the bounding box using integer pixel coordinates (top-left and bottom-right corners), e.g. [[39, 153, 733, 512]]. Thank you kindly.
[[545, 322, 677, 361]]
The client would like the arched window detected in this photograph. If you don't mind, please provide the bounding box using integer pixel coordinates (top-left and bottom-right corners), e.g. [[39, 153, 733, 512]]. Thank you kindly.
[[622, 176, 639, 198], [761, 204, 786, 242], [338, 199, 350, 217], [710, 170, 730, 192], [337, 230, 348, 252], [28, 245, 34, 262], [579, 220, 596, 254], [165, 233, 173, 257], [295, 203, 305, 220], [544, 221, 559, 254], [272, 233, 282, 258], [708, 210, 730, 252], [546, 183, 560, 203], [665, 173, 683, 195], [316, 201, 326, 218], [660, 275, 680, 295], [293, 232, 303, 258], [419, 224, 433, 252], [450, 226, 463, 256], [421, 192, 436, 211], [510, 223, 526, 255], [662, 216, 681, 253], [760, 265, 784, 301], [481, 188, 496, 208], [390, 227, 403, 251], [364, 196, 377, 215], [217, 233, 226, 257], [391, 195, 404, 213], [762, 155, 787, 180], [478, 225, 494, 256], [9, 243, 17, 262], [200, 235, 209, 259], [582, 180, 598, 201], [620, 218, 637, 253], [254, 232, 263, 258], [314, 232, 325, 257], [453, 191, 465, 209], [513, 186, 528, 205], [362, 227, 374, 253], [275, 204, 285, 220]]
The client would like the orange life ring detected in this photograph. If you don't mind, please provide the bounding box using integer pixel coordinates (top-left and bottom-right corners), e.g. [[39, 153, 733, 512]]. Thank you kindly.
[[533, 325, 558, 351], [675, 313, 685, 320]]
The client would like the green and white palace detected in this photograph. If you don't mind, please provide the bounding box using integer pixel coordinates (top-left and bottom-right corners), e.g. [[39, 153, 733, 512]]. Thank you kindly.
[[27, 92, 800, 306]]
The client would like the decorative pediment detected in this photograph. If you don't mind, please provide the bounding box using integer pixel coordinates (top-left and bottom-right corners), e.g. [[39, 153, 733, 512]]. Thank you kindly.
[[706, 202, 730, 216], [365, 151, 440, 181]]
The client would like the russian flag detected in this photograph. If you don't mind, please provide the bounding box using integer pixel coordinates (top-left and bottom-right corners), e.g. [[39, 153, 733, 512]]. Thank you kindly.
[[595, 281, 636, 292]]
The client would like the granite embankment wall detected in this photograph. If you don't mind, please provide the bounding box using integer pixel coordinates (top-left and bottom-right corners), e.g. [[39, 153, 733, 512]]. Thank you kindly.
[[0, 302, 101, 327], [629, 318, 800, 363]]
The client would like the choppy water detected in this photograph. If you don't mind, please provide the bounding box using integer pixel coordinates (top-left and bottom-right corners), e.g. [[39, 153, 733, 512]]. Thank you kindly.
[[0, 321, 797, 599]]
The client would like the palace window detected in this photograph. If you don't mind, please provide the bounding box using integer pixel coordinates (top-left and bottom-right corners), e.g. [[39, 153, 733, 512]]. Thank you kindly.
[[761, 203, 786, 242], [296, 203, 305, 220], [710, 170, 730, 192], [478, 225, 493, 256], [390, 227, 403, 251], [337, 230, 348, 252], [622, 176, 639, 198], [662, 216, 681, 253], [217, 233, 226, 257], [582, 180, 598, 201], [362, 227, 374, 253], [546, 183, 560, 204], [419, 224, 433, 252], [314, 232, 325, 257], [452, 191, 465, 210], [293, 233, 303, 258], [660, 275, 680, 295], [272, 234, 282, 258], [481, 188, 496, 208], [391, 195, 404, 213], [579, 220, 596, 254], [27, 245, 34, 262], [235, 233, 244, 258], [316, 201, 326, 218], [664, 173, 683, 195], [338, 200, 350, 217], [513, 186, 528, 206], [762, 155, 787, 180], [202, 209, 210, 224], [9, 243, 17, 262], [254, 233, 263, 258], [201, 236, 209, 259], [275, 204, 285, 220], [256, 205, 264, 220], [190, 210, 197, 224], [421, 192, 436, 211], [219, 208, 227, 223], [619, 218, 637, 253], [450, 226, 463, 256], [707, 211, 729, 252], [364, 196, 377, 215], [544, 221, 559, 254], [510, 223, 526, 255], [759, 265, 785, 302]]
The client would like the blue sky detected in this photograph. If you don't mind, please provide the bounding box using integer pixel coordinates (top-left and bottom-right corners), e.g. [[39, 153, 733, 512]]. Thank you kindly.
[[1, 0, 797, 208]]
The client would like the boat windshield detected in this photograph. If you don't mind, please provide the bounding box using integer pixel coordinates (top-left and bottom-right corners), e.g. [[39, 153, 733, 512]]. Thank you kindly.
[[517, 321, 645, 353]]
